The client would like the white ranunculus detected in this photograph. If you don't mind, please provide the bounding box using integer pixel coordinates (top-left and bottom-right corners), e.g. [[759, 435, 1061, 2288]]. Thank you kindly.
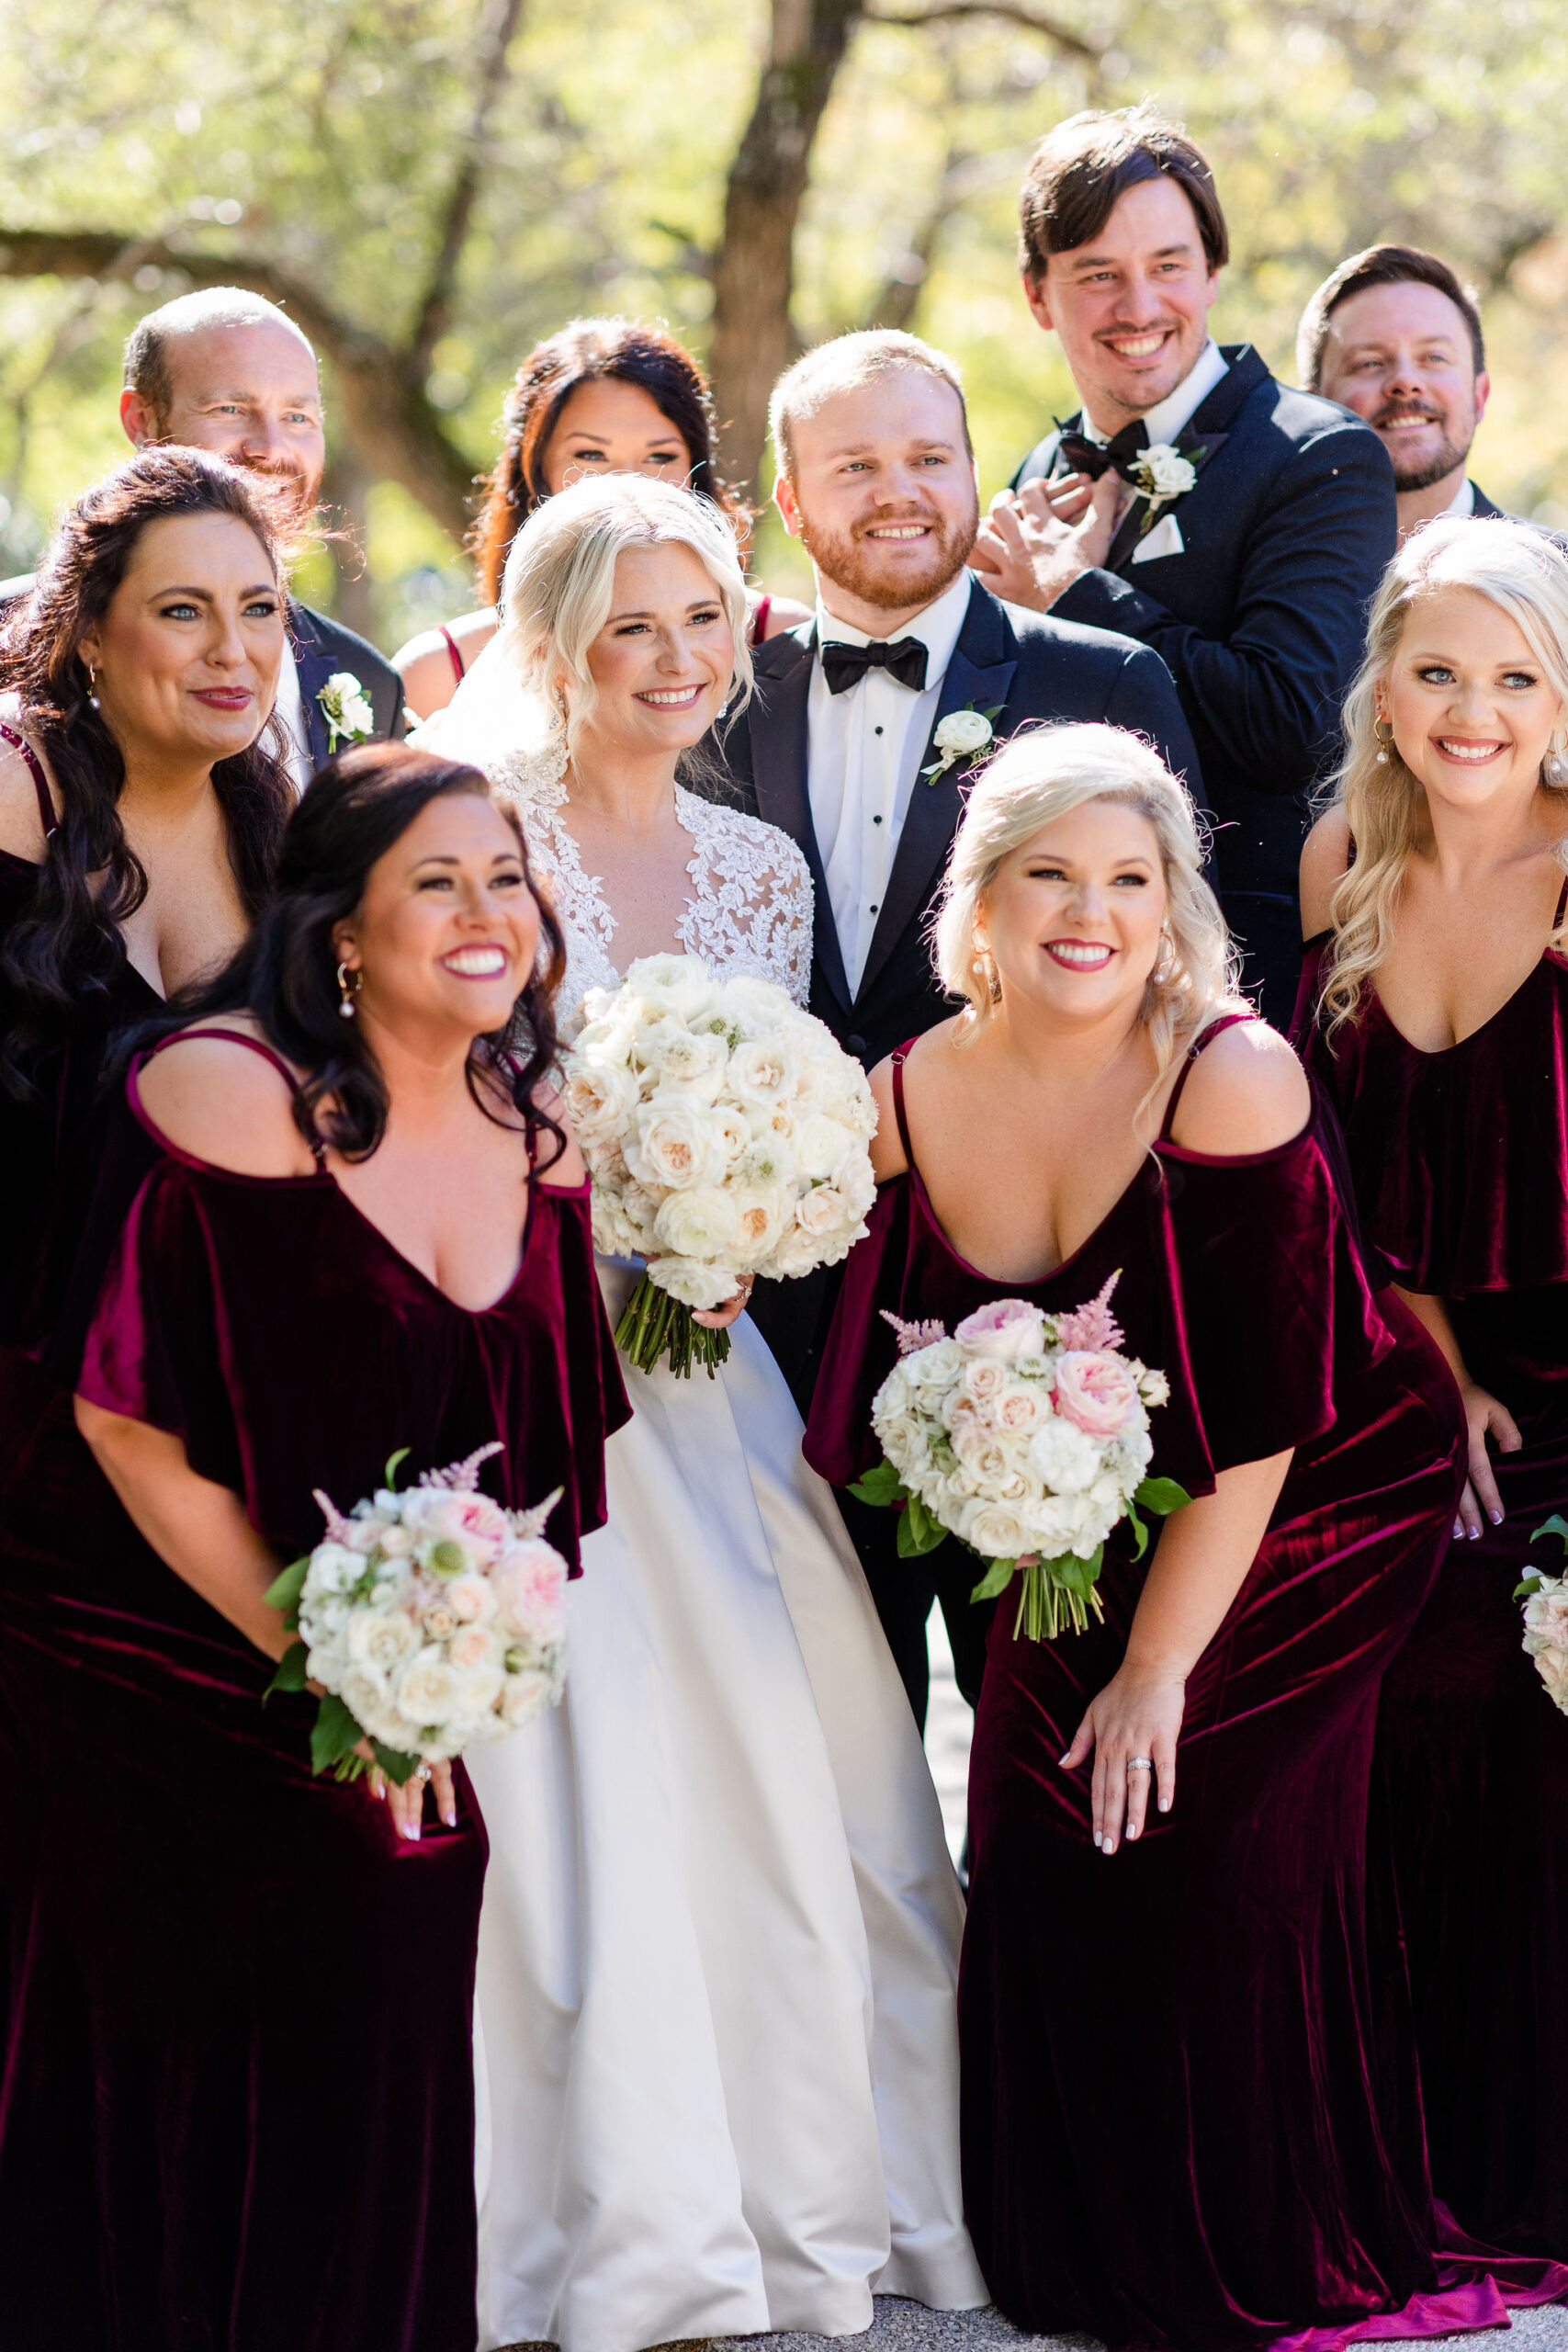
[[393, 1647, 465, 1728], [933, 707, 994, 760], [728, 1037, 796, 1107], [572, 1012, 636, 1066], [621, 954, 717, 1023], [795, 1111, 853, 1182], [794, 1182, 852, 1240], [346, 1605, 422, 1670], [649, 1253, 739, 1309], [500, 1668, 556, 1725], [625, 1097, 729, 1192], [654, 1185, 740, 1260], [340, 1664, 389, 1724]]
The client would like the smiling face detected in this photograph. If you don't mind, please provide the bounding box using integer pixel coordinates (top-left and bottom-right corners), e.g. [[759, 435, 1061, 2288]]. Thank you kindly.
[[540, 378, 695, 497], [77, 509, 285, 772], [1381, 585, 1566, 814], [123, 319, 326, 525], [1316, 280, 1487, 495], [773, 367, 979, 628], [1025, 175, 1219, 436], [333, 791, 541, 1044], [575, 539, 735, 759], [980, 797, 1167, 1024]]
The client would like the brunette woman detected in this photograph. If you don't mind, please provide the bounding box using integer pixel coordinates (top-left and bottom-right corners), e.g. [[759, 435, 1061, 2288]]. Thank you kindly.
[[809, 722, 1568, 2348], [0, 745, 626, 2348], [1298, 514, 1568, 2256], [393, 317, 807, 717]]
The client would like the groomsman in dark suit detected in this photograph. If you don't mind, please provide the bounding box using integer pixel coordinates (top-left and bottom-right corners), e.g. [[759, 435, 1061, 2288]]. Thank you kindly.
[[1298, 245, 1504, 537], [2, 288, 401, 774], [980, 107, 1396, 1023], [705, 326, 1199, 1728]]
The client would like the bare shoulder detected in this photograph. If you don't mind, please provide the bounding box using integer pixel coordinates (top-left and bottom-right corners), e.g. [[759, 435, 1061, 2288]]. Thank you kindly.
[[530, 1078, 588, 1189], [755, 590, 812, 639], [137, 1017, 317, 1178], [867, 1021, 957, 1180], [1299, 806, 1352, 939], [1169, 1019, 1312, 1157], [392, 608, 499, 721], [0, 701, 59, 862]]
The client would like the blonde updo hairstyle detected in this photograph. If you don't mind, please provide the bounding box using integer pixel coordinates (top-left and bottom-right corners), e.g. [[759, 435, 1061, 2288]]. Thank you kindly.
[[1319, 514, 1568, 1036], [495, 472, 752, 760], [933, 723, 1242, 1114]]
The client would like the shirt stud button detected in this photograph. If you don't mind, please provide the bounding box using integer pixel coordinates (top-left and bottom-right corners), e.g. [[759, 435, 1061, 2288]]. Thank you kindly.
[[873, 814, 882, 824], [874, 725, 884, 736]]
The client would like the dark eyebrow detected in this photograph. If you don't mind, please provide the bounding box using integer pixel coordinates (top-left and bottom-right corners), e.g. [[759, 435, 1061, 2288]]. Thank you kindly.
[[606, 599, 722, 620], [1066, 242, 1195, 270], [149, 581, 279, 600], [410, 849, 524, 868]]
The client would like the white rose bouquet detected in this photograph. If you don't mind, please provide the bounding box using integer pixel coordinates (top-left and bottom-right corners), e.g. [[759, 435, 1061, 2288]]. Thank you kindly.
[[264, 1442, 568, 1782], [850, 1279, 1188, 1640], [564, 953, 878, 1377], [1517, 1513, 1568, 1713]]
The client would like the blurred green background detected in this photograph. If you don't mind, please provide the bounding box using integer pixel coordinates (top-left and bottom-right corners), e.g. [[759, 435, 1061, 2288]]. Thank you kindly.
[[4, 0, 1567, 655]]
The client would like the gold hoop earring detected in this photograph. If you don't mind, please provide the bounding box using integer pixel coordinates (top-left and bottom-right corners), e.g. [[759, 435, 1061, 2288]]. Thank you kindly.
[[336, 961, 362, 1019], [973, 946, 1000, 1004], [1373, 715, 1395, 764], [1153, 924, 1177, 984]]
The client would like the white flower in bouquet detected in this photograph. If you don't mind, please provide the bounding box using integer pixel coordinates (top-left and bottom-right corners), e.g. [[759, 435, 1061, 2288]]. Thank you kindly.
[[1520, 1529, 1568, 1713], [850, 1276, 1188, 1640], [264, 1442, 570, 1782], [563, 954, 878, 1377]]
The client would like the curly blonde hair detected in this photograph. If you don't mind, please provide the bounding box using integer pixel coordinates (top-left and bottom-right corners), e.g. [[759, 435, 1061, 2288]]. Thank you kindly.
[[932, 723, 1243, 1112], [496, 472, 752, 758], [1318, 514, 1568, 1037]]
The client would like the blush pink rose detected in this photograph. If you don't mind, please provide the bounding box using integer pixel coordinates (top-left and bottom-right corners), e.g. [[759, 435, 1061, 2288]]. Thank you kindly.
[[1054, 1350, 1139, 1436], [954, 1298, 1047, 1363], [493, 1538, 567, 1646]]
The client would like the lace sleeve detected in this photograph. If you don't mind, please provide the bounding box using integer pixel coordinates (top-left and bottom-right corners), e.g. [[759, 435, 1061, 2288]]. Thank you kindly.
[[677, 794, 814, 1006]]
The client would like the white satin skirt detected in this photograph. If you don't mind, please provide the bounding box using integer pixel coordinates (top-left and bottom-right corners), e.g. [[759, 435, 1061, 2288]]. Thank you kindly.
[[468, 1261, 985, 2352]]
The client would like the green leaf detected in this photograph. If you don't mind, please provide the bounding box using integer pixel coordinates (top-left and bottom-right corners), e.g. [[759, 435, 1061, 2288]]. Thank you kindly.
[[1516, 1574, 1543, 1600], [383, 1446, 411, 1491], [847, 1458, 906, 1510], [1124, 1498, 1149, 1560], [310, 1692, 365, 1776], [1052, 1545, 1103, 1600], [263, 1639, 309, 1702], [896, 1491, 949, 1557], [1531, 1513, 1568, 1551], [1134, 1476, 1191, 1516], [262, 1554, 309, 1619], [370, 1738, 423, 1786], [969, 1555, 1018, 1602]]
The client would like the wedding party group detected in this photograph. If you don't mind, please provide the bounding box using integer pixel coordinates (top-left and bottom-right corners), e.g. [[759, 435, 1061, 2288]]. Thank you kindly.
[[4, 94, 1568, 2352]]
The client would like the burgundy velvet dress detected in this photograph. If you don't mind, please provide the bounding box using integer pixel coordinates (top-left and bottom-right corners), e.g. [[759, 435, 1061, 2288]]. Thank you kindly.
[[807, 1025, 1568, 2352], [0, 1027, 628, 2352], [1298, 925, 1568, 2256]]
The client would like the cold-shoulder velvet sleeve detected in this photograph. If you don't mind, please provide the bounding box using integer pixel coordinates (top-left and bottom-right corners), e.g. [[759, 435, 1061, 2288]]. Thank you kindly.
[[1296, 932, 1568, 1296], [76, 1150, 629, 1573], [805, 1100, 1393, 1507]]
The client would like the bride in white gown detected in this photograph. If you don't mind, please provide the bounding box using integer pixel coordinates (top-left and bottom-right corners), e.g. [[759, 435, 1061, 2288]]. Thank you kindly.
[[430, 473, 985, 2352]]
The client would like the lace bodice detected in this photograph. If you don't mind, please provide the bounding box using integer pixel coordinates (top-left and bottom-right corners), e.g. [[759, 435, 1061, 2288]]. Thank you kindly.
[[492, 744, 813, 1024]]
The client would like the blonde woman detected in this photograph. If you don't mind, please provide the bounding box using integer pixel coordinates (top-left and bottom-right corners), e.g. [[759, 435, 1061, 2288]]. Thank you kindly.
[[427, 475, 986, 2352], [1297, 514, 1568, 2256], [806, 723, 1568, 2346]]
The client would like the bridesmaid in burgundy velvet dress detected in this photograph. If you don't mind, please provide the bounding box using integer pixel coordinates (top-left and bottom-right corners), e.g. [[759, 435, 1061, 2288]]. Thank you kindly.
[[0, 745, 626, 2349], [1297, 514, 1568, 2258], [807, 723, 1568, 2350]]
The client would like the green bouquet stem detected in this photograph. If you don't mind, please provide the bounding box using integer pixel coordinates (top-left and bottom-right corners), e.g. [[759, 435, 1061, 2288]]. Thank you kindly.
[[615, 1270, 732, 1380], [1013, 1555, 1107, 1642]]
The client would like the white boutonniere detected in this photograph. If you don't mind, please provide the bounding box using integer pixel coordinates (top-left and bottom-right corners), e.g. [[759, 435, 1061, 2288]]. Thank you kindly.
[[1128, 443, 1198, 523], [921, 702, 1003, 784], [318, 670, 376, 750]]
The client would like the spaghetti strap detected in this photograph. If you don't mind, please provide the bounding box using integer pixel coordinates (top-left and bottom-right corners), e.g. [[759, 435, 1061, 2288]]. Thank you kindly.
[[148, 1027, 328, 1166], [750, 594, 773, 647], [438, 625, 466, 686], [890, 1038, 919, 1167], [1159, 1012, 1260, 1142], [0, 719, 56, 841], [1555, 872, 1567, 930]]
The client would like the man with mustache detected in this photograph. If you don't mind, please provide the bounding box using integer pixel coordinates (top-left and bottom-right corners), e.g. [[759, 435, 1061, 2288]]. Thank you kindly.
[[3, 288, 400, 778], [705, 327, 1199, 1730], [1299, 245, 1498, 542], [980, 107, 1396, 1023]]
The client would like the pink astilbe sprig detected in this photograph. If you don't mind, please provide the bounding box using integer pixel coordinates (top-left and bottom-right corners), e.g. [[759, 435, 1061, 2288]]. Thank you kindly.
[[510, 1485, 565, 1542], [419, 1440, 504, 1494], [880, 1308, 948, 1356], [310, 1488, 358, 1544], [1054, 1271, 1125, 1353]]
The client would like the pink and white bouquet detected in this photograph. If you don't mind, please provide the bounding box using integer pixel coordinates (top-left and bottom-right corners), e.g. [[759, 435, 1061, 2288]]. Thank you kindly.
[[1518, 1512, 1568, 1713], [563, 954, 877, 1376], [850, 1279, 1187, 1639], [265, 1442, 568, 1783]]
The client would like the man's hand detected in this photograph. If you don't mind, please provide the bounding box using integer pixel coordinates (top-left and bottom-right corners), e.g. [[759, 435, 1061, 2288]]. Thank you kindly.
[[970, 469, 1122, 611]]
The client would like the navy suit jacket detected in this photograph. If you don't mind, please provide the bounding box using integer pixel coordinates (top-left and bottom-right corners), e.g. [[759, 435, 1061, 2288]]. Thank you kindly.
[[1014, 345, 1396, 996], [288, 599, 403, 765], [705, 574, 1201, 1074]]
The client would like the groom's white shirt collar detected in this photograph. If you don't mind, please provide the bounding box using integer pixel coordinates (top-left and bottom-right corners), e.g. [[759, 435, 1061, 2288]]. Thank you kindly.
[[813, 564, 972, 669], [1079, 337, 1228, 451]]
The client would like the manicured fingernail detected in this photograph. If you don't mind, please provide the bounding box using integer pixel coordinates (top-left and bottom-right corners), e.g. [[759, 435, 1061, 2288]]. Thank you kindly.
[[1469, 1525, 1482, 1540], [1126, 1822, 1139, 1838], [1092, 1830, 1102, 1848], [1491, 1509, 1504, 1525], [443, 1806, 457, 1829], [1159, 1795, 1171, 1811], [1453, 1521, 1464, 1539], [1102, 1840, 1115, 1857], [1058, 1753, 1072, 1768]]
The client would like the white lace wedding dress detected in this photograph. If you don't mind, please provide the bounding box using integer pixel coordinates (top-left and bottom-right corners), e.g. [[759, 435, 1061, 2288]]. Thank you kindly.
[[465, 752, 985, 2352]]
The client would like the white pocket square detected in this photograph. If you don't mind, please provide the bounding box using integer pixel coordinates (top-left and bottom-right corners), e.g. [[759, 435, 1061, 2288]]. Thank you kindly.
[[1132, 513, 1185, 564]]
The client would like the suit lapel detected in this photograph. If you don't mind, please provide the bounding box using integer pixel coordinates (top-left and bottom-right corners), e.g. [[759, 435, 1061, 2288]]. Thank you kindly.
[[288, 600, 336, 769], [855, 590, 1016, 1007], [748, 630, 852, 1013]]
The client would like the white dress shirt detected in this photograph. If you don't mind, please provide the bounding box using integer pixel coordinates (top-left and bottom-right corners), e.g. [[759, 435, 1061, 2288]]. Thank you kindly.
[[1079, 336, 1230, 457], [1445, 477, 1477, 518], [807, 567, 973, 998], [274, 636, 312, 793]]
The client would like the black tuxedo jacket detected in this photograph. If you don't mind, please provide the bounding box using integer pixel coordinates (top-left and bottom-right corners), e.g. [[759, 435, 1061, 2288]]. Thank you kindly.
[[705, 575, 1201, 1074], [1470, 482, 1504, 519], [1014, 346, 1396, 1001], [288, 599, 403, 764]]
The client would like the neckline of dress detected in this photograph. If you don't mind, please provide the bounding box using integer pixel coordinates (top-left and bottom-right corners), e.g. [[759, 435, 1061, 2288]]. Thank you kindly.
[[1367, 946, 1566, 1061]]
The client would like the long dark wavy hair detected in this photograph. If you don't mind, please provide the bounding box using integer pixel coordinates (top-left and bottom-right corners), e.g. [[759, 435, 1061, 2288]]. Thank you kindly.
[[0, 447, 294, 1100], [141, 742, 570, 1166], [470, 317, 746, 606]]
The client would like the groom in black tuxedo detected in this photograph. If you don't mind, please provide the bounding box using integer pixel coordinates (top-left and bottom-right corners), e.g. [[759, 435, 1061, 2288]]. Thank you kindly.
[[979, 107, 1396, 1023], [705, 327, 1199, 1728]]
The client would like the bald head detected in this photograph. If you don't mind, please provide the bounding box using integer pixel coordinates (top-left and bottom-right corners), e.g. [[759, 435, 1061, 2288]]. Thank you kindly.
[[120, 288, 324, 524]]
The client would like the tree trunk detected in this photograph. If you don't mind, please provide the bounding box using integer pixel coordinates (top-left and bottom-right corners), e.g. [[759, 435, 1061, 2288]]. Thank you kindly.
[[321, 448, 378, 640], [707, 0, 863, 503]]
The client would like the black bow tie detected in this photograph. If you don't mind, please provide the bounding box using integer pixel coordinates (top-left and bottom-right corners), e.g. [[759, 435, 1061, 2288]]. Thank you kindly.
[[819, 635, 929, 696], [1055, 418, 1149, 486]]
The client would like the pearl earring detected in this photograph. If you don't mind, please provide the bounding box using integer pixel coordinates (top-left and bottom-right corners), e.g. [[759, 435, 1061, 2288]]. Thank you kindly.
[[336, 962, 362, 1019], [1374, 715, 1394, 764], [1545, 734, 1568, 788], [87, 664, 101, 712]]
